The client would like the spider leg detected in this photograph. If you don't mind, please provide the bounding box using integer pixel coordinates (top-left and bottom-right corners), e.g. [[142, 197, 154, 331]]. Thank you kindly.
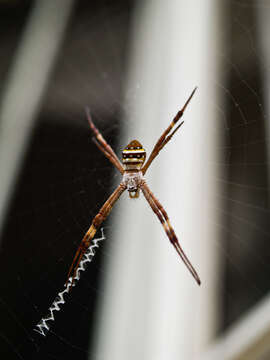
[[140, 180, 201, 285], [86, 108, 124, 174], [66, 183, 127, 286], [142, 87, 197, 175]]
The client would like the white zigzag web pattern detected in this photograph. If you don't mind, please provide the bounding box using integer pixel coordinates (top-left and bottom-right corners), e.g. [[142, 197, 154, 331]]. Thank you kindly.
[[34, 228, 105, 336]]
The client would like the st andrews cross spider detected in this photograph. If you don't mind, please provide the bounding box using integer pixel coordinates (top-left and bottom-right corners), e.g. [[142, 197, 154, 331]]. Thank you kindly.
[[67, 87, 201, 286]]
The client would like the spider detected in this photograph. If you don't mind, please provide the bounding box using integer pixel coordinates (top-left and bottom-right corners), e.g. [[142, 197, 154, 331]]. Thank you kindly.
[[67, 88, 201, 286]]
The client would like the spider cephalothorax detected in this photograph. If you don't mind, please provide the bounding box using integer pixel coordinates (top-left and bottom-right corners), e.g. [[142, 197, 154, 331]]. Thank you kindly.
[[67, 88, 201, 287], [122, 170, 143, 199]]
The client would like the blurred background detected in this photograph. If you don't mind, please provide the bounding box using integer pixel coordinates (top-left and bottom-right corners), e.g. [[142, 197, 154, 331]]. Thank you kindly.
[[0, 0, 270, 359]]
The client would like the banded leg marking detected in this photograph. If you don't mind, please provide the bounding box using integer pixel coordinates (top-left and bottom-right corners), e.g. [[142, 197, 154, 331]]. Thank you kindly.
[[140, 181, 201, 285], [142, 87, 197, 174], [66, 183, 126, 285], [86, 108, 124, 174]]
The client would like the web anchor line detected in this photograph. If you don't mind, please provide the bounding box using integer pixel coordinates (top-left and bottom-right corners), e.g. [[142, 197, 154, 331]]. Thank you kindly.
[[34, 228, 105, 337]]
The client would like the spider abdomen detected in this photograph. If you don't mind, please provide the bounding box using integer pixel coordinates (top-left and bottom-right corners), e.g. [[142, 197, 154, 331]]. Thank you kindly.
[[122, 140, 146, 170]]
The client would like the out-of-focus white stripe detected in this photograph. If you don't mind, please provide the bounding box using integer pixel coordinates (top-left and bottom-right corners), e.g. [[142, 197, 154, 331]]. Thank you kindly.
[[94, 0, 222, 359]]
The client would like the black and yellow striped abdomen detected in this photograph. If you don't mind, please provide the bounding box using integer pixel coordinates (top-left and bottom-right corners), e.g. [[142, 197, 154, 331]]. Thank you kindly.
[[122, 140, 146, 170]]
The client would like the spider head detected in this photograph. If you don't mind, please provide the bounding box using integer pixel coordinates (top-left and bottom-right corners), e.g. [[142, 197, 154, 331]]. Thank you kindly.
[[122, 140, 146, 170]]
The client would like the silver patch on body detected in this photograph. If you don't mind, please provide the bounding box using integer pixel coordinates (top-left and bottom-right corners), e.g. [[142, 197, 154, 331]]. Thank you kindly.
[[122, 171, 144, 193]]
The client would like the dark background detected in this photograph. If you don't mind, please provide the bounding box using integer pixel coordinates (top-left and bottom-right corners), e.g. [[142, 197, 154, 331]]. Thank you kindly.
[[0, 1, 133, 358]]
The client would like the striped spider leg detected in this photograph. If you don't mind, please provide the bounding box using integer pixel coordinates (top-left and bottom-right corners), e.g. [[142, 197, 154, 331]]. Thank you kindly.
[[66, 112, 126, 285], [66, 87, 200, 286], [140, 87, 201, 285], [140, 180, 201, 285], [66, 183, 127, 285], [142, 87, 197, 174], [86, 108, 124, 174]]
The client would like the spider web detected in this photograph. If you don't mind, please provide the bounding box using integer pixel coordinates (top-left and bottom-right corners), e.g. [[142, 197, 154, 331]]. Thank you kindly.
[[0, 0, 270, 359]]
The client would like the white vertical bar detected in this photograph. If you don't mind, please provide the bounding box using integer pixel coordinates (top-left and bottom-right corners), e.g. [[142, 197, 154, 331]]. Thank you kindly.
[[94, 0, 222, 358]]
